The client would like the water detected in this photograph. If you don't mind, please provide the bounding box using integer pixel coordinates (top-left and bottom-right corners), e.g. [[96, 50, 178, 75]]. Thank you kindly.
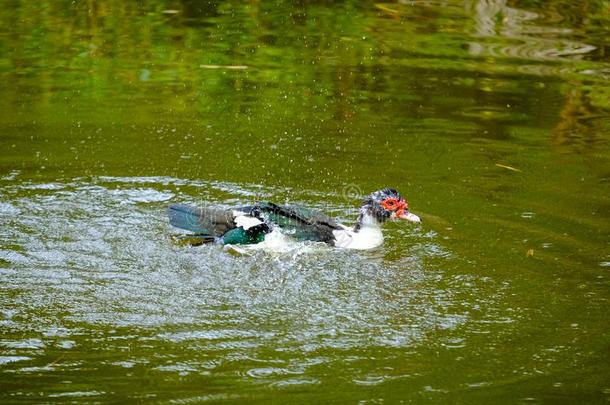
[[1, 1, 609, 403]]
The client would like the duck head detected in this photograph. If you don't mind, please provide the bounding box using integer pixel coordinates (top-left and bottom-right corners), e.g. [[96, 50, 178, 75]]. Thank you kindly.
[[360, 188, 421, 225]]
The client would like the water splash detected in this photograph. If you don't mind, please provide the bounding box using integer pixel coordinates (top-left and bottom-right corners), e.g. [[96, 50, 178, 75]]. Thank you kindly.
[[0, 177, 498, 398]]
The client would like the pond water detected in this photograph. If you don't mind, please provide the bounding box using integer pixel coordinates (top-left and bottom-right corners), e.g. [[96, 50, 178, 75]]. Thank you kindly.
[[1, 1, 609, 403]]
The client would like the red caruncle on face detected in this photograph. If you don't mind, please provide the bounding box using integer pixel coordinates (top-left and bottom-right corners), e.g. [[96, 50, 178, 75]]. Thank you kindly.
[[381, 197, 408, 217]]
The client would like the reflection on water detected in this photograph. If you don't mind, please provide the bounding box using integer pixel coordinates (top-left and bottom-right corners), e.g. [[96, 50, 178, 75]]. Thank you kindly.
[[552, 88, 604, 154], [1, 0, 610, 403], [469, 0, 597, 60]]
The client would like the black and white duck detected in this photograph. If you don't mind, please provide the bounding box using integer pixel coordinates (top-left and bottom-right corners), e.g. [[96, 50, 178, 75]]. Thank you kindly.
[[168, 188, 421, 250]]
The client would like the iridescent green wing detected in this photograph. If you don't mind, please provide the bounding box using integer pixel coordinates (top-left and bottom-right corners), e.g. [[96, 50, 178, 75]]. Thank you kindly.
[[222, 226, 266, 245]]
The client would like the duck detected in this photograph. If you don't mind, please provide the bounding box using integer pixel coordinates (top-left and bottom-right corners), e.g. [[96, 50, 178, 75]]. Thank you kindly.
[[167, 188, 421, 250]]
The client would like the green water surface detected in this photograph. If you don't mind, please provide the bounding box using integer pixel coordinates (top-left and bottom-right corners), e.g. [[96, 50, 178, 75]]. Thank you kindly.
[[1, 1, 609, 403]]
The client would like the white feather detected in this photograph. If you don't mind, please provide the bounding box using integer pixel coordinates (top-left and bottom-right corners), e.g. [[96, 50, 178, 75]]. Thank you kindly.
[[332, 214, 384, 250], [232, 211, 263, 230]]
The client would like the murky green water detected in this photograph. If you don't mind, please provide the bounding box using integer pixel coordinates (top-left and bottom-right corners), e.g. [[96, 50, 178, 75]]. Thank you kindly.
[[1, 1, 609, 403]]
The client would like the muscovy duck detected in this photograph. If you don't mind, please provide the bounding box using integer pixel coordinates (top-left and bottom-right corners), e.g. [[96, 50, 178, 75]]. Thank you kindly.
[[167, 188, 421, 250]]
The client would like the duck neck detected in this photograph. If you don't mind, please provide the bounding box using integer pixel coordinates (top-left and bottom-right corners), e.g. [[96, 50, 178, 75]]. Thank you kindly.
[[353, 209, 382, 233]]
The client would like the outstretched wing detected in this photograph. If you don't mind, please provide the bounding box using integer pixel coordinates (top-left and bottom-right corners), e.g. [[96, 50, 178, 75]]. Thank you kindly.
[[167, 204, 236, 236], [238, 202, 341, 244], [168, 204, 270, 245]]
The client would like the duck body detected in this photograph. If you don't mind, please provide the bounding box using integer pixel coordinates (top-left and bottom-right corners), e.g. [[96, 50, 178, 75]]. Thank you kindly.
[[167, 188, 420, 250]]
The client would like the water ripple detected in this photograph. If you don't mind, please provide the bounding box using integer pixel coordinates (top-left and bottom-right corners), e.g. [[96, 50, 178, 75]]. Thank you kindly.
[[0, 177, 499, 397]]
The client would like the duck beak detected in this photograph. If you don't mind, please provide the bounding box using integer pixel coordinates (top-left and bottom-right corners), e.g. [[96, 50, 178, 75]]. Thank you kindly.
[[398, 210, 421, 223]]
